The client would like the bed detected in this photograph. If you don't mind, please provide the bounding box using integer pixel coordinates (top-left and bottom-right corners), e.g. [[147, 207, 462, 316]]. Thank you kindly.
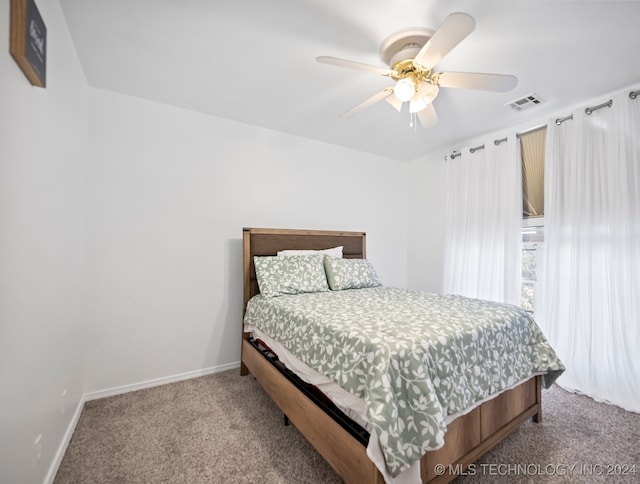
[[240, 227, 564, 483]]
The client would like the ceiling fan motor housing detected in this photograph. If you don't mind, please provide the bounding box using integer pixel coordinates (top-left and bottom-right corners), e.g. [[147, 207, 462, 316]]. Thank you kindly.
[[379, 27, 434, 67]]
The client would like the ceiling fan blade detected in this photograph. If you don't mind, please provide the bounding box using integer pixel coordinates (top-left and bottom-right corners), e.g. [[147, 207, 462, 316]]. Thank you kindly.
[[340, 88, 393, 118], [436, 71, 517, 92], [413, 12, 475, 70], [316, 56, 397, 76], [417, 104, 439, 128], [385, 93, 403, 111]]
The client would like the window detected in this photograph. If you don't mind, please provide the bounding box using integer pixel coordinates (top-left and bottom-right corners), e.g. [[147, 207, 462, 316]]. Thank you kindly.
[[519, 127, 546, 314], [521, 221, 544, 314], [521, 127, 546, 218]]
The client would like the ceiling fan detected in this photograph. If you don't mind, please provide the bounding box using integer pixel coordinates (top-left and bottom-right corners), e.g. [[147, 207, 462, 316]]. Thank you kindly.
[[317, 12, 517, 128]]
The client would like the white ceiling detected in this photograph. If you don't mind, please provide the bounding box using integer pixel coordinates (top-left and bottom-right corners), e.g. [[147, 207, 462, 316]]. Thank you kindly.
[[59, 0, 640, 161]]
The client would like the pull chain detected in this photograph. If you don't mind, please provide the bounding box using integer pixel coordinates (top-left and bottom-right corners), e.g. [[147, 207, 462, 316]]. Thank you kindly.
[[409, 112, 417, 132]]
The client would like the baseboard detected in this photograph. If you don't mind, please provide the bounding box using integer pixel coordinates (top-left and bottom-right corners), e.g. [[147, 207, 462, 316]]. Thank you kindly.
[[44, 393, 85, 484], [84, 361, 241, 401], [43, 361, 240, 483]]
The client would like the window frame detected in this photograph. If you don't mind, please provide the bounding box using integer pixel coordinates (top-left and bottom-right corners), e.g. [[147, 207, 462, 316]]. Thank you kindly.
[[521, 217, 544, 315]]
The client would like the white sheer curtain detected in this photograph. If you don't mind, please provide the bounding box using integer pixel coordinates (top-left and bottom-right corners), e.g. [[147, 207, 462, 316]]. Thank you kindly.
[[541, 89, 640, 412], [443, 136, 521, 305]]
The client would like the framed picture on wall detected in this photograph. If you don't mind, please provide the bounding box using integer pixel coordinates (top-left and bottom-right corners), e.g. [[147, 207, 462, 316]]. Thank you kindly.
[[10, 0, 47, 88]]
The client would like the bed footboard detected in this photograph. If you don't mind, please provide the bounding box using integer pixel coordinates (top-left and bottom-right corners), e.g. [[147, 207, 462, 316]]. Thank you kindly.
[[242, 337, 542, 484], [421, 375, 541, 483]]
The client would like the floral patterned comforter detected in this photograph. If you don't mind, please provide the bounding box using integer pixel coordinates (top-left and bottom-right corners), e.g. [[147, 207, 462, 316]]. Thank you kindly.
[[243, 287, 564, 477]]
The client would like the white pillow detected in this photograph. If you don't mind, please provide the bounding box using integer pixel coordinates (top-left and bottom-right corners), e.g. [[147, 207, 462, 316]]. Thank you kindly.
[[277, 246, 343, 258]]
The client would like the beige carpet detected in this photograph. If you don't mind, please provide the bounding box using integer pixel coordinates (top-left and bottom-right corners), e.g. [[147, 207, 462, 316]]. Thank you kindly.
[[55, 369, 640, 483]]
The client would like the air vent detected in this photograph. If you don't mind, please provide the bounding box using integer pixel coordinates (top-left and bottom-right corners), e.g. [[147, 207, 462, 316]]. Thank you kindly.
[[506, 93, 545, 112]]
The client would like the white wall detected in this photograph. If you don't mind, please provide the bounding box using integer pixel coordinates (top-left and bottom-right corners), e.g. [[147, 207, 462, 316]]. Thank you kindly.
[[406, 153, 447, 293], [84, 87, 409, 393], [0, 1, 89, 483]]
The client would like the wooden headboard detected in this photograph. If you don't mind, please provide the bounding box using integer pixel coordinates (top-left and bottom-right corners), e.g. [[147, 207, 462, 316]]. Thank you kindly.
[[242, 227, 367, 311]]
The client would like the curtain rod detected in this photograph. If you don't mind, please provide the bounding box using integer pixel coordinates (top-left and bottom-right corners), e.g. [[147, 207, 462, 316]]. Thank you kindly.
[[445, 89, 639, 161], [555, 114, 573, 126], [516, 124, 546, 138], [585, 99, 612, 115], [445, 123, 547, 160], [555, 99, 613, 125]]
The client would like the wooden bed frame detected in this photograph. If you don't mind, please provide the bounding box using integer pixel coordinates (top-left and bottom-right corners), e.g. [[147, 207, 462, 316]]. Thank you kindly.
[[240, 227, 542, 483]]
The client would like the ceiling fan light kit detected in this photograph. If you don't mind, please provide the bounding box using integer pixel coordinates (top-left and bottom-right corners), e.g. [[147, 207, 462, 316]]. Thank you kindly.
[[317, 12, 518, 128], [394, 78, 415, 102]]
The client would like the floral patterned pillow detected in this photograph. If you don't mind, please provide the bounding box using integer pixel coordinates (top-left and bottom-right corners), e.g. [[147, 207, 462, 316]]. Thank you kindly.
[[254, 255, 329, 297], [323, 256, 382, 291]]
